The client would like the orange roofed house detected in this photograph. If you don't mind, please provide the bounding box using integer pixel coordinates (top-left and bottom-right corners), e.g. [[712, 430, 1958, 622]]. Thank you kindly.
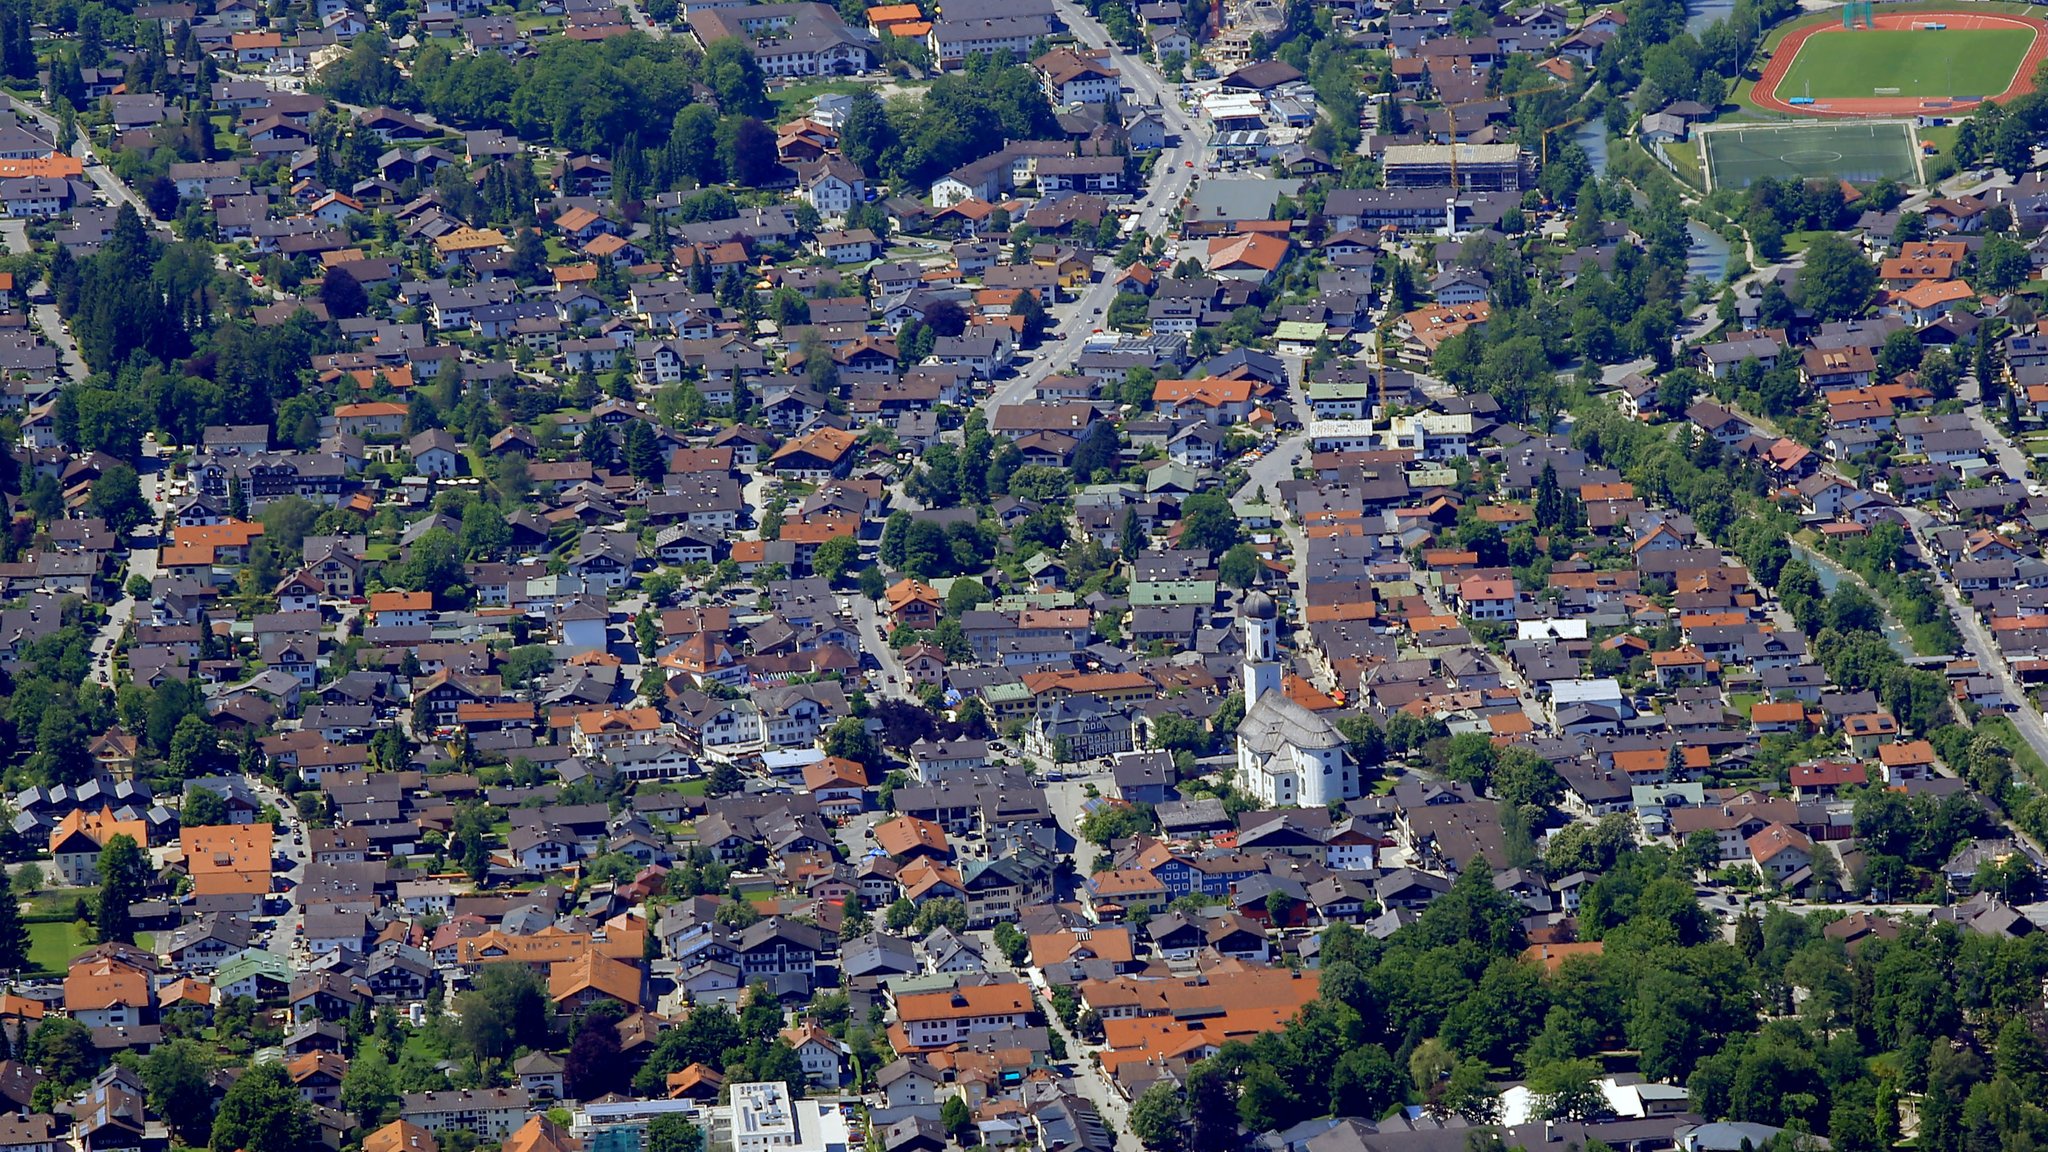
[[367, 589, 433, 627], [1204, 233, 1291, 284], [1151, 376, 1261, 424], [549, 950, 645, 1013], [891, 982, 1036, 1050], [49, 808, 148, 885], [1083, 962, 1320, 1077], [64, 957, 152, 1029], [885, 579, 942, 630], [771, 426, 860, 480], [182, 823, 274, 897], [364, 1120, 439, 1152], [1399, 302, 1489, 357]]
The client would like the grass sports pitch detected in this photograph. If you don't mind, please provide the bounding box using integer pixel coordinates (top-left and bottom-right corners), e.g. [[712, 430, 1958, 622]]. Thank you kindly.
[[1698, 120, 1921, 190], [1776, 27, 2033, 98]]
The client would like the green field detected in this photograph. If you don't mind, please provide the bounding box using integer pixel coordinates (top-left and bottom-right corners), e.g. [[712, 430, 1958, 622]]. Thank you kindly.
[[27, 920, 90, 974], [1699, 120, 1921, 189], [1778, 28, 2031, 98]]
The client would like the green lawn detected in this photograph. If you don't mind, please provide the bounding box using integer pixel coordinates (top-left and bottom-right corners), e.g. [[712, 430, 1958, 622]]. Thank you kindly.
[[27, 920, 91, 974], [1781, 230, 1834, 256], [1660, 139, 1705, 190], [769, 78, 874, 120], [26, 890, 87, 917], [1777, 28, 2032, 98], [1981, 714, 2048, 786]]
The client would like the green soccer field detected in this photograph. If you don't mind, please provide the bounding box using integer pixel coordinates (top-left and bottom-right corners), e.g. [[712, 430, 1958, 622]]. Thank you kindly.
[[1777, 27, 2033, 97], [1699, 121, 1922, 189]]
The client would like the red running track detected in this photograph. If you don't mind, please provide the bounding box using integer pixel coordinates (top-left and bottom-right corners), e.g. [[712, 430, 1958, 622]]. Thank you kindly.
[[1752, 10, 2048, 117]]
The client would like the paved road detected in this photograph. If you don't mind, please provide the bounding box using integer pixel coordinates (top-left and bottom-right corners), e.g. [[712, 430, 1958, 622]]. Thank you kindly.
[[985, 0, 1203, 422], [0, 220, 86, 381], [1237, 432, 1305, 507], [250, 776, 311, 961], [982, 932, 1141, 1152], [2, 93, 166, 232], [87, 439, 172, 689], [1959, 368, 2033, 483], [621, 0, 668, 35], [845, 592, 905, 685]]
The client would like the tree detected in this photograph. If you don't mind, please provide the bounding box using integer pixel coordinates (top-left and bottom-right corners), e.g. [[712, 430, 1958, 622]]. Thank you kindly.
[[913, 898, 968, 934], [170, 713, 220, 777], [1330, 1045, 1405, 1119], [209, 1061, 312, 1152], [1796, 232, 1877, 323], [180, 787, 227, 829], [707, 762, 743, 797], [1493, 747, 1563, 808], [838, 89, 897, 178], [25, 705, 88, 788], [1217, 543, 1263, 589], [813, 535, 860, 583], [704, 39, 770, 116], [858, 566, 888, 600], [648, 1116, 705, 1152], [1130, 1082, 1186, 1152], [924, 300, 969, 338], [1977, 234, 2030, 294], [717, 115, 781, 187], [24, 1016, 97, 1088], [95, 834, 144, 944], [715, 899, 762, 928], [1177, 493, 1240, 553], [89, 464, 149, 533], [1528, 1058, 1607, 1120], [0, 878, 27, 973], [1187, 1062, 1237, 1152], [945, 578, 991, 616], [1069, 421, 1122, 480], [567, 1010, 628, 1100], [1237, 1063, 1292, 1133], [339, 1037, 398, 1127], [143, 1038, 218, 1143], [622, 420, 666, 482], [319, 267, 369, 319], [942, 1096, 973, 1140], [453, 964, 551, 1064], [822, 717, 878, 765], [1878, 327, 1923, 380]]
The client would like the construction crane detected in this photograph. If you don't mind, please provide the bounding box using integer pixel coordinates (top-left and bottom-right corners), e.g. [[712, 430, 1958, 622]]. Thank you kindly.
[[1440, 84, 1567, 188], [1542, 116, 1587, 168]]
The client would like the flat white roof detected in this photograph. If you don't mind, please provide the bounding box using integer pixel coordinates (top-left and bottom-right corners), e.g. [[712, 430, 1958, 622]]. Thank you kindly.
[[1382, 143, 1522, 166]]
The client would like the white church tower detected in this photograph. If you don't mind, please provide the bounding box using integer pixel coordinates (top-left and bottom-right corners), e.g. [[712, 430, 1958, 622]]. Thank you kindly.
[[1242, 591, 1280, 710], [1235, 591, 1356, 808]]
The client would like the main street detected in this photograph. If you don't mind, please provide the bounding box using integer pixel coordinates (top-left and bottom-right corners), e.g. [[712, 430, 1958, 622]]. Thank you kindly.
[[986, 0, 1205, 421]]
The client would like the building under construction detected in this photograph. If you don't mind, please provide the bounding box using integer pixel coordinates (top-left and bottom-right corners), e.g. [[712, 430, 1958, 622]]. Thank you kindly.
[[1381, 143, 1525, 192]]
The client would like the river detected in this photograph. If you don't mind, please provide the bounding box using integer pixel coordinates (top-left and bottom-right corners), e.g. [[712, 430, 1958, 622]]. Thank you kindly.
[[1687, 0, 1734, 34], [1788, 541, 1918, 657], [1568, 119, 1731, 280]]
